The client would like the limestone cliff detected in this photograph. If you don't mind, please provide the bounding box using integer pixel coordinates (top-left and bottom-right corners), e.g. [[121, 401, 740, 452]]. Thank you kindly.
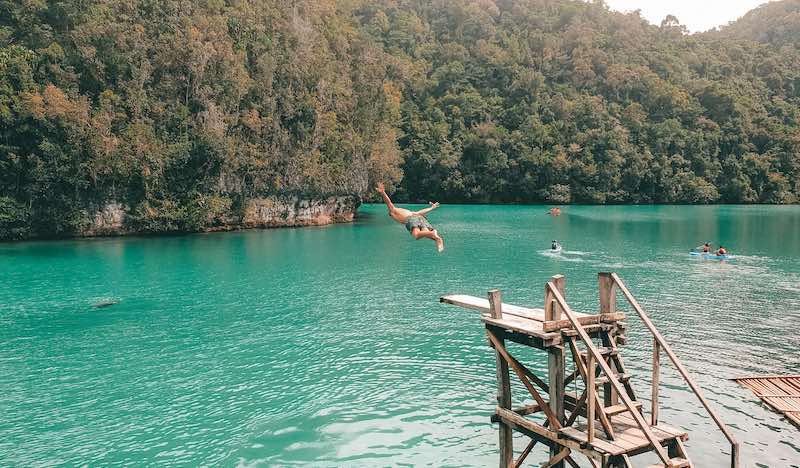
[[78, 196, 360, 238]]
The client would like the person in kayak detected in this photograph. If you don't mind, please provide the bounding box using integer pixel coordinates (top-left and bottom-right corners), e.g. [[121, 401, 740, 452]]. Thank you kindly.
[[551, 240, 560, 250], [376, 182, 444, 252], [702, 242, 711, 253], [716, 246, 727, 256]]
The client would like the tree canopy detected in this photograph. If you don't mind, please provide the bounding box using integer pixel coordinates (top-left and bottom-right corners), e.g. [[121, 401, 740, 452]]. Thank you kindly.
[[0, 0, 402, 238], [355, 0, 800, 204], [2, 0, 799, 239]]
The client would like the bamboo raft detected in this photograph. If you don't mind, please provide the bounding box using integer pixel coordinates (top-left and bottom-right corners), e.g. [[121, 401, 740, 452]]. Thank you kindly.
[[733, 375, 800, 429], [441, 273, 739, 468]]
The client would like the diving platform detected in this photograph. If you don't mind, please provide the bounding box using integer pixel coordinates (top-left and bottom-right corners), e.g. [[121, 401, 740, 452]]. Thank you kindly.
[[440, 273, 739, 468]]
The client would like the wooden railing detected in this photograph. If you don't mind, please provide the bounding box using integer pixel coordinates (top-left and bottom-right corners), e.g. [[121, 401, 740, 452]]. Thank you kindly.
[[546, 282, 674, 466], [606, 273, 740, 468]]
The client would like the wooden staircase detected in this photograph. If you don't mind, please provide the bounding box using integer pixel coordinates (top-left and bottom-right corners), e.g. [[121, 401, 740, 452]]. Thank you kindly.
[[558, 325, 692, 467], [441, 272, 739, 468]]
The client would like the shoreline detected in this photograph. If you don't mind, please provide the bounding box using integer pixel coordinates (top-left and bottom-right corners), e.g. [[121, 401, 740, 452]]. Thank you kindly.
[[0, 195, 361, 243]]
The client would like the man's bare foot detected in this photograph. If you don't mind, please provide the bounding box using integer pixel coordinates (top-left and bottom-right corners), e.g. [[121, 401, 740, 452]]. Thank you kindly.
[[376, 182, 385, 193], [433, 230, 444, 252]]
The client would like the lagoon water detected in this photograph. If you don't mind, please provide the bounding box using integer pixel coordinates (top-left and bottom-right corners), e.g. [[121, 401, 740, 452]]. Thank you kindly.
[[1, 204, 799, 466]]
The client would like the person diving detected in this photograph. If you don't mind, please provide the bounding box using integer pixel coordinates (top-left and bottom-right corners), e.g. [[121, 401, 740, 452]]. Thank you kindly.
[[376, 182, 444, 252]]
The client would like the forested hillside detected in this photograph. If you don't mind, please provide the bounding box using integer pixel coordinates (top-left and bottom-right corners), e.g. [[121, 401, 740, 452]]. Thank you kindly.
[[2, 0, 800, 239], [719, 0, 800, 45], [0, 1, 402, 239], [356, 0, 800, 204]]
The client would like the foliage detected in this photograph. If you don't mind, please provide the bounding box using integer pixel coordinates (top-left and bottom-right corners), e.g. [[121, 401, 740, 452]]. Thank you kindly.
[[2, 0, 800, 239], [354, 0, 800, 204], [0, 0, 403, 238], [718, 0, 800, 45], [0, 196, 30, 239]]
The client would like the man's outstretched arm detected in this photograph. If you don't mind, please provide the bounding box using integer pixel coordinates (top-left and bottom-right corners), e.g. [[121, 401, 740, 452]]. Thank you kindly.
[[376, 183, 396, 211], [414, 202, 440, 217]]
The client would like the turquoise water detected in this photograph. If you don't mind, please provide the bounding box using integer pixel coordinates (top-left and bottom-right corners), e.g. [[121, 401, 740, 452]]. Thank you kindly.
[[1, 204, 799, 467]]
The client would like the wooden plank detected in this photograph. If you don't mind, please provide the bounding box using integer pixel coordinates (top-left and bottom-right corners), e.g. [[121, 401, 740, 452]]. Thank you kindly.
[[567, 413, 687, 458], [442, 294, 548, 321], [732, 374, 800, 381], [604, 402, 643, 416], [614, 413, 688, 440], [652, 340, 660, 426], [558, 427, 629, 456], [441, 294, 605, 326], [513, 439, 537, 468], [542, 447, 571, 468], [488, 292, 513, 468], [549, 344, 566, 468], [543, 313, 626, 332], [598, 272, 617, 314], [494, 407, 605, 461], [489, 289, 503, 319], [483, 315, 545, 336], [546, 274, 566, 321], [587, 351, 596, 444], [733, 375, 800, 430], [487, 331, 562, 430]]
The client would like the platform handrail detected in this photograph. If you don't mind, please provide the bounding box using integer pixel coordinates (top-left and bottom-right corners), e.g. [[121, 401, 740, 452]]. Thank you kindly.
[[546, 282, 674, 466], [609, 273, 740, 468]]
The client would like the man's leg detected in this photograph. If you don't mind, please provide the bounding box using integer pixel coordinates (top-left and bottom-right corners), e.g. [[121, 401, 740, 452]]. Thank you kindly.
[[411, 228, 445, 252], [410, 227, 438, 241]]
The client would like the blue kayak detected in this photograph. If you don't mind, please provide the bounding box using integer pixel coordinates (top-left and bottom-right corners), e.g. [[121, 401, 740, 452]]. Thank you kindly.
[[689, 251, 731, 260]]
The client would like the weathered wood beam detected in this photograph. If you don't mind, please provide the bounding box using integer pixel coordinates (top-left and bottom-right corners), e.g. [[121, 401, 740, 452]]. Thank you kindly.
[[487, 331, 561, 429], [489, 290, 513, 468], [513, 439, 537, 468]]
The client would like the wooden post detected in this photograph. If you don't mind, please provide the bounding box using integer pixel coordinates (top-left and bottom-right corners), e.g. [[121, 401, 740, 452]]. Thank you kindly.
[[546, 276, 566, 468], [488, 290, 513, 467], [544, 275, 566, 321], [651, 339, 660, 426], [587, 352, 596, 444], [598, 272, 617, 315], [599, 273, 618, 407], [548, 344, 566, 467]]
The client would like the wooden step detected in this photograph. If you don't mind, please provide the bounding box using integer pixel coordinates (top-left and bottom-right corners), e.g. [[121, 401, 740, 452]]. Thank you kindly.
[[603, 401, 642, 416], [559, 413, 689, 457], [646, 457, 690, 468], [595, 373, 630, 385], [580, 347, 618, 359]]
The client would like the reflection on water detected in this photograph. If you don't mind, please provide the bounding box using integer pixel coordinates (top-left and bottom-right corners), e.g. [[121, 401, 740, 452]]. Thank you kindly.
[[0, 204, 799, 466]]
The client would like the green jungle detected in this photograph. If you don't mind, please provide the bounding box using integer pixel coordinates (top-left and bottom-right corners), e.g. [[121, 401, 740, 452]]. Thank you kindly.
[[2, 0, 800, 240]]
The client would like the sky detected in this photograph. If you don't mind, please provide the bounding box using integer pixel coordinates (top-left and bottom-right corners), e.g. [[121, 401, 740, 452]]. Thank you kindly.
[[603, 0, 775, 32]]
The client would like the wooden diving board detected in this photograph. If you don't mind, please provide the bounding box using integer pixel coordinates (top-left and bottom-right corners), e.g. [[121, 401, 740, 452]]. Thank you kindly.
[[440, 294, 625, 338]]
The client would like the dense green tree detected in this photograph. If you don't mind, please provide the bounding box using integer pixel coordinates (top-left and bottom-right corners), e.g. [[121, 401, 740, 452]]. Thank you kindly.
[[0, 0, 404, 238], [353, 0, 800, 205], [2, 0, 800, 240]]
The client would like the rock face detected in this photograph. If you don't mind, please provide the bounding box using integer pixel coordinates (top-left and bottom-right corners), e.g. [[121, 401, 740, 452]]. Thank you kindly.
[[80, 195, 360, 237], [241, 196, 360, 228], [84, 202, 127, 236]]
